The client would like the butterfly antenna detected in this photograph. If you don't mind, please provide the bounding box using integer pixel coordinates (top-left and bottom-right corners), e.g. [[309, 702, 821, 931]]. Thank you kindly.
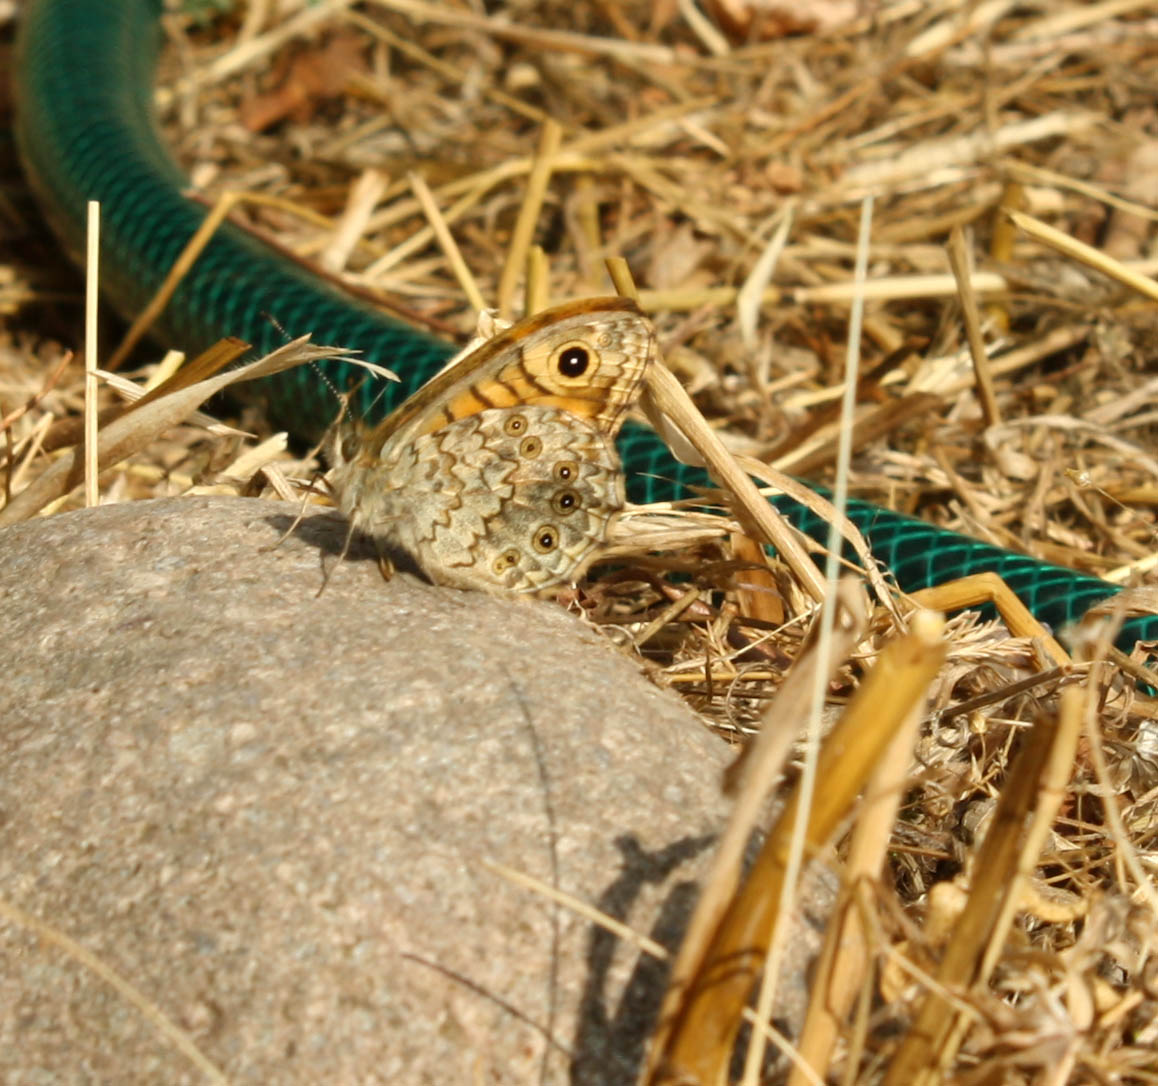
[[262, 310, 352, 422], [263, 311, 292, 344], [315, 365, 351, 421]]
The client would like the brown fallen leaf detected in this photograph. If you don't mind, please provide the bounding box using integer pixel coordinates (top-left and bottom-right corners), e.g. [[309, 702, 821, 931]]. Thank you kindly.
[[240, 31, 369, 133], [703, 0, 858, 41]]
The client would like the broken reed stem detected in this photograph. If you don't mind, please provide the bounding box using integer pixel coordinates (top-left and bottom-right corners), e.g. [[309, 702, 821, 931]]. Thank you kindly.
[[987, 180, 1023, 331], [497, 119, 563, 318], [947, 225, 1001, 427], [787, 689, 929, 1085], [881, 686, 1084, 1086], [84, 200, 100, 509], [908, 571, 1069, 666], [648, 612, 947, 1084], [524, 245, 549, 316], [605, 256, 639, 301], [407, 171, 486, 314], [646, 583, 864, 1077], [606, 256, 827, 603]]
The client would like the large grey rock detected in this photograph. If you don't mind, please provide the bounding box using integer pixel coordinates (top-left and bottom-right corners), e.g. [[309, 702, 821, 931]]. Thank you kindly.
[[0, 496, 732, 1084]]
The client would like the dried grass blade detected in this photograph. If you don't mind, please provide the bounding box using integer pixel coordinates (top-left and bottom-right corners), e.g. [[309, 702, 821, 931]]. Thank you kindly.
[[83, 201, 100, 509], [605, 256, 827, 605], [408, 171, 486, 314], [770, 392, 943, 477], [643, 362, 828, 605], [0, 351, 72, 434], [737, 204, 795, 351], [947, 226, 1000, 426], [320, 168, 388, 275], [1007, 209, 1158, 302], [132, 338, 253, 405], [736, 457, 900, 624], [41, 338, 251, 453], [0, 895, 228, 1085], [105, 191, 245, 372], [0, 338, 352, 526]]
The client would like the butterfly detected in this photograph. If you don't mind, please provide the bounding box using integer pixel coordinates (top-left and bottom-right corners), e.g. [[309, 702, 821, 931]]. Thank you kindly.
[[329, 296, 656, 594]]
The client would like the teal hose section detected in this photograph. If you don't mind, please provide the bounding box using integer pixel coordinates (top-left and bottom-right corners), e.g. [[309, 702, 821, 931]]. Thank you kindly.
[[15, 0, 454, 436], [15, 0, 1158, 650]]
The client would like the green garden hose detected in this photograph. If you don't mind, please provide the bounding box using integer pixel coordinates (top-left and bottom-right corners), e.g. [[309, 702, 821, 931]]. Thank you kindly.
[[14, 0, 1157, 651]]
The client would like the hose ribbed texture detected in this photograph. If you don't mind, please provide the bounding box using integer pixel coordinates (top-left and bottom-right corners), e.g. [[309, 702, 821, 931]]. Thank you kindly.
[[16, 0, 1157, 649]]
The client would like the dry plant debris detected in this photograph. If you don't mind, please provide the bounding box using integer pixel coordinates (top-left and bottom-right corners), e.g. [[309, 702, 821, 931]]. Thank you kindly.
[[2, 0, 1158, 1082]]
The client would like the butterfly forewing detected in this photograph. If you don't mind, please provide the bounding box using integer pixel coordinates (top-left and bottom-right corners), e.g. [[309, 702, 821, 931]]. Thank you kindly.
[[368, 297, 653, 451]]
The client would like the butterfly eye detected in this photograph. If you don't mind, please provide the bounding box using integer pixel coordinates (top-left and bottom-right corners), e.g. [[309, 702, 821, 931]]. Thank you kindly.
[[503, 413, 528, 436], [493, 548, 521, 575], [554, 460, 579, 483], [556, 344, 590, 379], [532, 525, 559, 553], [520, 435, 543, 459], [552, 488, 580, 515]]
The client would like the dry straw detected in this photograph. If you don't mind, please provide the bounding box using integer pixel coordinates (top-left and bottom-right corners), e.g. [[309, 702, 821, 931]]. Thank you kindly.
[[5, 0, 1158, 1081]]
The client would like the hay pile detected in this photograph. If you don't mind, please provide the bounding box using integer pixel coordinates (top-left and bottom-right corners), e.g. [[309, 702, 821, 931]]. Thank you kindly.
[[3, 1, 1157, 1080]]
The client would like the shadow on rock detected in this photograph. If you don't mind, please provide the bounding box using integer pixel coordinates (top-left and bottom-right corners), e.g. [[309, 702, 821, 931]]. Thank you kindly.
[[571, 832, 718, 1085]]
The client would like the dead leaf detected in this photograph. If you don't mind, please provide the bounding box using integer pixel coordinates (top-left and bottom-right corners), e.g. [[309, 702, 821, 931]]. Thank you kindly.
[[703, 0, 858, 41], [240, 32, 369, 133]]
